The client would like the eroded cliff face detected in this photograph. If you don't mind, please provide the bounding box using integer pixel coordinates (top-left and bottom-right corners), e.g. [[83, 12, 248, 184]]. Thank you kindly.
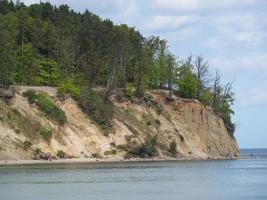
[[0, 87, 239, 161]]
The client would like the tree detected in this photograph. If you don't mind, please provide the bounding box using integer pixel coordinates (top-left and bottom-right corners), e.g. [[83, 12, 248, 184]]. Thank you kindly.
[[165, 53, 176, 99], [194, 55, 209, 99], [0, 13, 17, 88], [0, 0, 15, 14], [14, 43, 35, 85], [35, 57, 60, 86], [134, 33, 146, 97], [211, 71, 235, 134], [176, 60, 198, 99]]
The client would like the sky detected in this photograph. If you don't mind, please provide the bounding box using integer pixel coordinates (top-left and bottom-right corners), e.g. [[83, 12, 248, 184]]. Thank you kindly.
[[23, 0, 267, 148]]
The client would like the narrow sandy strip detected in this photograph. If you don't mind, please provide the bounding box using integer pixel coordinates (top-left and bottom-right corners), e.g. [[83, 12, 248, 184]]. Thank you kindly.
[[0, 156, 234, 166]]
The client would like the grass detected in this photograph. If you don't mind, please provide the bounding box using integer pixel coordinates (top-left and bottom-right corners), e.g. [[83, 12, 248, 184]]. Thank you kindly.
[[115, 108, 150, 135], [142, 113, 161, 129], [23, 90, 67, 125], [0, 99, 54, 142], [5, 107, 42, 139], [77, 88, 113, 131], [40, 127, 52, 141]]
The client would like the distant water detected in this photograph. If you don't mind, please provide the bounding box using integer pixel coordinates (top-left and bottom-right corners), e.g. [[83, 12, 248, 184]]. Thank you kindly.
[[0, 149, 267, 200]]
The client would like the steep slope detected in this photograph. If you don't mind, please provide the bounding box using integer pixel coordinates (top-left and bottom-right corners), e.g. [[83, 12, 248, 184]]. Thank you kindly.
[[0, 87, 239, 161]]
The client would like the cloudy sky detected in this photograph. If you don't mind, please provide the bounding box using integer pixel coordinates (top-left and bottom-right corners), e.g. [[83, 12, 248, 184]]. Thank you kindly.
[[24, 0, 267, 148]]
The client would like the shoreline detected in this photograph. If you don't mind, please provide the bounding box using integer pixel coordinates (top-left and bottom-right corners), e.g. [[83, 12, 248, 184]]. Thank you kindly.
[[0, 156, 235, 166]]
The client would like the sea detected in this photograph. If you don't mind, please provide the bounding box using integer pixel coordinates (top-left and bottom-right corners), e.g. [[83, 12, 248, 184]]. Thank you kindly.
[[0, 149, 267, 200]]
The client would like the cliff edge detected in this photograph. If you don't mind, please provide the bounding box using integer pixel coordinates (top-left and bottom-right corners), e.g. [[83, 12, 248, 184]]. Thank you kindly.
[[0, 86, 239, 161]]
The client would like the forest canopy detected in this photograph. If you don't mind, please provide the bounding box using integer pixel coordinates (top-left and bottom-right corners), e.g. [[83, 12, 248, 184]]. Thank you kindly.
[[0, 0, 235, 134]]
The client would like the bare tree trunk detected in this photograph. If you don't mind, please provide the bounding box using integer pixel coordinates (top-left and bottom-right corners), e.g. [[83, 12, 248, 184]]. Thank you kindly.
[[104, 55, 117, 103], [135, 60, 144, 97]]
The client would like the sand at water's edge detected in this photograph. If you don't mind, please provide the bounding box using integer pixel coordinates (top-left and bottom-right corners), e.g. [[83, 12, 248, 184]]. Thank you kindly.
[[0, 156, 234, 166]]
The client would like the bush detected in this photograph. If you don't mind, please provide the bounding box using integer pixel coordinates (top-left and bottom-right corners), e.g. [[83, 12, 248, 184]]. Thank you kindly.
[[23, 90, 37, 104], [124, 134, 159, 158], [110, 142, 116, 147], [123, 85, 134, 99], [22, 140, 32, 151], [5, 107, 42, 139], [142, 134, 158, 157], [104, 150, 117, 155], [57, 150, 65, 158], [77, 88, 113, 130], [40, 127, 52, 141], [58, 78, 80, 99], [23, 91, 67, 125], [168, 140, 177, 157], [155, 119, 161, 126]]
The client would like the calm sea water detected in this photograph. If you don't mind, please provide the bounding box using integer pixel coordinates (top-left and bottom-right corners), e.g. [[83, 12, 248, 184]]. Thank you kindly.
[[0, 149, 267, 200]]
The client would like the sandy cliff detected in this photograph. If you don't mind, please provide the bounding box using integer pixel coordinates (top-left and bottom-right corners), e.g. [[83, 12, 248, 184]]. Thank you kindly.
[[0, 86, 239, 161]]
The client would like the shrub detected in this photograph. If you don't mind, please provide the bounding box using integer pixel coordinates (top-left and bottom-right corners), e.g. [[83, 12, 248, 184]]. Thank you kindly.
[[58, 78, 80, 99], [22, 140, 32, 151], [23, 91, 67, 125], [77, 88, 113, 130], [110, 142, 116, 147], [5, 107, 42, 139], [155, 119, 161, 126], [40, 127, 52, 141], [91, 153, 102, 158], [141, 134, 158, 157], [168, 140, 177, 157], [23, 90, 37, 104], [123, 85, 134, 99], [57, 150, 65, 158], [104, 150, 117, 155], [124, 134, 159, 158], [156, 107, 163, 115]]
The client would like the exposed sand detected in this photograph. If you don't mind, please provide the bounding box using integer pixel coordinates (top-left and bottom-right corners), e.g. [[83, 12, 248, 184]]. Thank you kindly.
[[0, 87, 239, 163], [0, 156, 234, 166]]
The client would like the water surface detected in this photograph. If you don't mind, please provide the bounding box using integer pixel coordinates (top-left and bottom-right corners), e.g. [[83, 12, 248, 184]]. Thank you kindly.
[[0, 149, 267, 200]]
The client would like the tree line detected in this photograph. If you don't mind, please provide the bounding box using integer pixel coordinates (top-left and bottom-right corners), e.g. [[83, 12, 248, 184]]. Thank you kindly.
[[0, 0, 235, 134]]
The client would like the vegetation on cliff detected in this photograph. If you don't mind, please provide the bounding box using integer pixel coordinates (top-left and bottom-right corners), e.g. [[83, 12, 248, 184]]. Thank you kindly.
[[0, 0, 235, 134]]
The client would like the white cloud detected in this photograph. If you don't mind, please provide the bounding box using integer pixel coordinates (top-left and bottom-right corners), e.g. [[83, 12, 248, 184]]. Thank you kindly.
[[143, 15, 197, 32], [210, 53, 267, 73], [154, 0, 199, 11], [154, 0, 265, 11]]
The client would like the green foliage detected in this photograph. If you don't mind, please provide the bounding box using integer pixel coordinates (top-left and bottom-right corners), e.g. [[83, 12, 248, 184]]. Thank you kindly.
[[123, 84, 135, 100], [0, 13, 17, 87], [104, 150, 117, 155], [23, 91, 67, 125], [40, 127, 52, 141], [0, 100, 43, 139], [22, 140, 33, 151], [141, 134, 158, 157], [0, 1, 235, 135], [199, 89, 213, 107], [58, 77, 81, 99], [168, 140, 177, 157], [124, 134, 159, 158], [35, 58, 60, 86], [23, 90, 36, 104], [175, 65, 198, 99], [57, 150, 65, 158], [6, 108, 41, 138], [155, 119, 161, 126], [77, 87, 113, 130]]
